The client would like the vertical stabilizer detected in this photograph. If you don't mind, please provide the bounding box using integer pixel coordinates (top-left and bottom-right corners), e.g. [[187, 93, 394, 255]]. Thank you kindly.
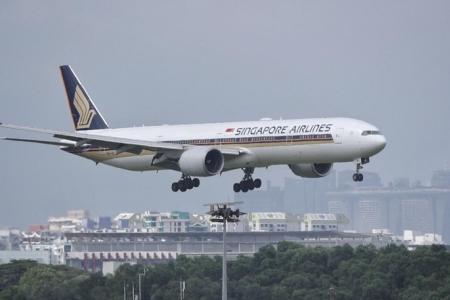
[[60, 65, 109, 131]]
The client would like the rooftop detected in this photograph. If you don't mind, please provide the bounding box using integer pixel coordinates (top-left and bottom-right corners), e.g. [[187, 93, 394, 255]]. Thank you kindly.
[[250, 212, 286, 219]]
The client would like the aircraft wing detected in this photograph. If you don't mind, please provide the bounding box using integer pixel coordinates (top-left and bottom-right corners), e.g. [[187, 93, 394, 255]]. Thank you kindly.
[[0, 137, 76, 147], [0, 122, 242, 156]]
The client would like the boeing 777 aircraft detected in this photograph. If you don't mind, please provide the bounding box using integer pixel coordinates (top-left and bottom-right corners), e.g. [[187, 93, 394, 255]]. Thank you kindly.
[[1, 66, 386, 193]]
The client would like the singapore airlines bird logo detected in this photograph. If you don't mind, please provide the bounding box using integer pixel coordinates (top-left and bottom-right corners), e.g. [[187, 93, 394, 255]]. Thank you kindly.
[[73, 85, 96, 129]]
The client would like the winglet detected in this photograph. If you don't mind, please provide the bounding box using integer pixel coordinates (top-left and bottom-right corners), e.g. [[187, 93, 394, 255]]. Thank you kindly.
[[60, 65, 109, 131]]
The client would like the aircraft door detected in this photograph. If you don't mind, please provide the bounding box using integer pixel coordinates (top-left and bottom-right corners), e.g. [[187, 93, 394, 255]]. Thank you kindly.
[[334, 128, 344, 144]]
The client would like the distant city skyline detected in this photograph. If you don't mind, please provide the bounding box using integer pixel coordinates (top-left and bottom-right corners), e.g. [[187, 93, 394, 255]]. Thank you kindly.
[[4, 168, 449, 245]]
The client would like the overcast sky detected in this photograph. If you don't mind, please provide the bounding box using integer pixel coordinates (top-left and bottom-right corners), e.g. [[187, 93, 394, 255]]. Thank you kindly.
[[1, 1, 449, 228]]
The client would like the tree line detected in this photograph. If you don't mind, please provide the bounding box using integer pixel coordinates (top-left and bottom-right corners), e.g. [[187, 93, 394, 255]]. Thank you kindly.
[[1, 242, 450, 299]]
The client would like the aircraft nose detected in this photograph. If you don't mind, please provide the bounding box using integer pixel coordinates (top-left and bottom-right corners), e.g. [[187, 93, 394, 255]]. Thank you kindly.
[[373, 134, 387, 153]]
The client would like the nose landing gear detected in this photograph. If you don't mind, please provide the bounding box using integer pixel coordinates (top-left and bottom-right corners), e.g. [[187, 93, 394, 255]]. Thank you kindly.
[[353, 170, 363, 182], [353, 158, 369, 182], [171, 175, 200, 192], [233, 167, 262, 193]]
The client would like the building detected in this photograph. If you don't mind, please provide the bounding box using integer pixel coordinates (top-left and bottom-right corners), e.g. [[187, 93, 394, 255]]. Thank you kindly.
[[63, 230, 383, 273], [48, 210, 93, 233], [0, 228, 21, 250], [431, 170, 450, 188], [283, 174, 336, 214], [326, 184, 450, 241], [248, 212, 287, 232], [208, 216, 248, 233], [142, 211, 189, 233], [114, 213, 143, 230], [286, 214, 303, 231], [301, 213, 338, 231], [28, 224, 49, 233], [401, 199, 433, 233], [188, 214, 209, 232], [403, 230, 444, 246], [67, 210, 89, 220], [357, 199, 388, 233], [97, 216, 112, 230]]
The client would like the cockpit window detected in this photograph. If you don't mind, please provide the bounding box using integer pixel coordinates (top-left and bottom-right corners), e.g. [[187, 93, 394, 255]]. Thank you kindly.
[[362, 130, 381, 136]]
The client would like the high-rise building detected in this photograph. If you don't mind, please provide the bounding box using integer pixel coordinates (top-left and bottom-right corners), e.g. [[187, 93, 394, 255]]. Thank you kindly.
[[357, 199, 388, 233], [401, 199, 433, 233], [283, 173, 335, 214], [431, 170, 450, 188]]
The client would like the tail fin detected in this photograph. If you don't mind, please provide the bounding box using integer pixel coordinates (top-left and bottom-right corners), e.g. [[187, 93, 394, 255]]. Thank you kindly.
[[60, 65, 109, 131]]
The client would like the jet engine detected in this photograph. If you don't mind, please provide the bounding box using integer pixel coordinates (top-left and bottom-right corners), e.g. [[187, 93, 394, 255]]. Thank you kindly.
[[288, 163, 333, 178], [178, 147, 224, 176]]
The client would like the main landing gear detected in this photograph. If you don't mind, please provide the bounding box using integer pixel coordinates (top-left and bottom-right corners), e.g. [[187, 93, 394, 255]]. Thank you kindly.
[[233, 167, 262, 193], [171, 175, 200, 192], [352, 158, 369, 182]]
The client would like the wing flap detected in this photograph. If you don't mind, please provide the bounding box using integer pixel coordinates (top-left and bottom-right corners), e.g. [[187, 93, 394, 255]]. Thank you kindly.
[[1, 137, 75, 147]]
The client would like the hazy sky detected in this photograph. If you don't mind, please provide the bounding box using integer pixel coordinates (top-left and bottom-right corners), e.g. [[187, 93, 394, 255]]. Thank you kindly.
[[1, 1, 449, 228]]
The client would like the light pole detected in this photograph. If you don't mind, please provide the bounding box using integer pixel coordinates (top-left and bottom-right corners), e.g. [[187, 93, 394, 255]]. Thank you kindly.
[[205, 201, 245, 300], [179, 280, 185, 300], [138, 268, 146, 300], [222, 217, 227, 299]]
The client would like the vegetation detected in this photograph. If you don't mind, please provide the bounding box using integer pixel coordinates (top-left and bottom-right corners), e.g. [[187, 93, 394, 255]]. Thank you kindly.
[[1, 243, 450, 299]]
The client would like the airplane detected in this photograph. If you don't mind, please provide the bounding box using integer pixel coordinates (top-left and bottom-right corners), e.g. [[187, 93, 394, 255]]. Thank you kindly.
[[0, 65, 386, 193]]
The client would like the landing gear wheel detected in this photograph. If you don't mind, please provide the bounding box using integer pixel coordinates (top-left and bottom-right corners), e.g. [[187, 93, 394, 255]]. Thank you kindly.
[[254, 178, 262, 188], [186, 178, 194, 190], [193, 178, 200, 188], [352, 173, 364, 182], [233, 167, 258, 193], [248, 180, 255, 190], [178, 180, 187, 192], [172, 175, 201, 192]]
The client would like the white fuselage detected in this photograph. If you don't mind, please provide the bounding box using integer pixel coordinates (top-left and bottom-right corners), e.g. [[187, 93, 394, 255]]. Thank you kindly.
[[67, 117, 386, 173]]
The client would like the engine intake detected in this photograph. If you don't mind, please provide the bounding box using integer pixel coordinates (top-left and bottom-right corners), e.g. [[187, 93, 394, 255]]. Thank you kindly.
[[288, 163, 333, 178], [178, 147, 224, 177]]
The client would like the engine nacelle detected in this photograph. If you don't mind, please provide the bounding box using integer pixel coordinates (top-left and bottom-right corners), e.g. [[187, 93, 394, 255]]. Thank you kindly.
[[288, 163, 333, 178], [178, 147, 224, 177]]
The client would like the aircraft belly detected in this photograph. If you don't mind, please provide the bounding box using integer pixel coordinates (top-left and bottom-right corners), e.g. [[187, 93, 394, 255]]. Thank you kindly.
[[225, 143, 356, 169]]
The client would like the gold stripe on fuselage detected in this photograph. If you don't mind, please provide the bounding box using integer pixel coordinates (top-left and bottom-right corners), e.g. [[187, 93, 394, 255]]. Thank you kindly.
[[71, 139, 334, 162]]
